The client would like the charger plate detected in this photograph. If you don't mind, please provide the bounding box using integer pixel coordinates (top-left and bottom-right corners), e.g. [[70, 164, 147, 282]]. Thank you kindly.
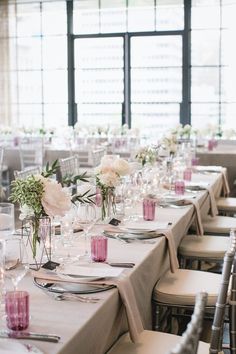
[[34, 277, 114, 294]]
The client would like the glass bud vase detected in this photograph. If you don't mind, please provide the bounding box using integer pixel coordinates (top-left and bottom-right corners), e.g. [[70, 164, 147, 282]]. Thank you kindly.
[[23, 216, 51, 270], [101, 188, 116, 221]]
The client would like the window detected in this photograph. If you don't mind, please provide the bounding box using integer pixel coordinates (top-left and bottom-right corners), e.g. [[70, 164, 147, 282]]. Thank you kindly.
[[0, 1, 68, 129], [74, 37, 124, 127], [73, 0, 184, 135], [1, 0, 236, 133], [191, 0, 236, 130]]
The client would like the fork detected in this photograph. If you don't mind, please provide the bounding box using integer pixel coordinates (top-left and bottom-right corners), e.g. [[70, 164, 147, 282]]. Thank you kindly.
[[45, 291, 100, 303]]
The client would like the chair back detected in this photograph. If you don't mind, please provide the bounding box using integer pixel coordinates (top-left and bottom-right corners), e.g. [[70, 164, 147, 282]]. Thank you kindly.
[[210, 229, 236, 354], [0, 147, 3, 171], [91, 147, 106, 167], [0, 147, 3, 184], [59, 154, 80, 180], [19, 137, 44, 170], [229, 238, 236, 354], [169, 292, 208, 354], [14, 166, 41, 180]]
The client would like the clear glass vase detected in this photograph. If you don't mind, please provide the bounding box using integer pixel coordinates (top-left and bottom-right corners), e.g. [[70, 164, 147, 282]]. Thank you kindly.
[[101, 188, 116, 221], [23, 216, 51, 270]]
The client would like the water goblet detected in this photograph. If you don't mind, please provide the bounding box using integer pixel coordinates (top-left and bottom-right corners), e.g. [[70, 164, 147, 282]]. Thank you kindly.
[[4, 238, 29, 291], [77, 203, 97, 260]]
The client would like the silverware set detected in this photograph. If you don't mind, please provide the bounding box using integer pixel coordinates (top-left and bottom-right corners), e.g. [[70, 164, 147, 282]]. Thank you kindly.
[[110, 233, 157, 244], [45, 291, 100, 303], [0, 329, 60, 342]]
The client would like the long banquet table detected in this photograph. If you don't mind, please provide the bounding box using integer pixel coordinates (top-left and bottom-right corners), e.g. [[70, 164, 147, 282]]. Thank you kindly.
[[14, 170, 223, 354], [197, 146, 236, 197]]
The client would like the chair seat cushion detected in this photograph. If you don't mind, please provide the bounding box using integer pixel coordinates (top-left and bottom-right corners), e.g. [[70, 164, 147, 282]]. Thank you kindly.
[[179, 235, 230, 258], [153, 269, 223, 306], [202, 215, 236, 234], [107, 331, 210, 354], [217, 197, 236, 212]]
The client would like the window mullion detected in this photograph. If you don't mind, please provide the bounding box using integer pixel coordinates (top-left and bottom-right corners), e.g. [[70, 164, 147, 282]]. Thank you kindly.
[[124, 33, 131, 127], [181, 0, 191, 125]]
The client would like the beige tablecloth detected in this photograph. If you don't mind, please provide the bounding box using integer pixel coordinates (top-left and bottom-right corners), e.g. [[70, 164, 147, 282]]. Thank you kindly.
[[9, 170, 223, 354]]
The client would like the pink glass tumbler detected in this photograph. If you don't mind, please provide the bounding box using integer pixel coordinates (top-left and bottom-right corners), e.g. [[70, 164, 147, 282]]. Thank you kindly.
[[174, 180, 185, 195], [191, 157, 199, 166], [5, 291, 29, 331], [208, 139, 214, 151], [183, 168, 192, 181], [91, 236, 108, 262], [95, 187, 102, 207], [143, 199, 156, 221]]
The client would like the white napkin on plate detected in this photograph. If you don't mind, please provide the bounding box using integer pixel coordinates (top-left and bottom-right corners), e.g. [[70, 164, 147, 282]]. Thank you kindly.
[[120, 221, 169, 232], [56, 265, 123, 279]]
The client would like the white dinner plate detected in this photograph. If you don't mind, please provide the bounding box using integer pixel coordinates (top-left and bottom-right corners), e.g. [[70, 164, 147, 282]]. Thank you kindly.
[[162, 192, 196, 203], [0, 339, 44, 354], [119, 221, 169, 234], [34, 277, 114, 294]]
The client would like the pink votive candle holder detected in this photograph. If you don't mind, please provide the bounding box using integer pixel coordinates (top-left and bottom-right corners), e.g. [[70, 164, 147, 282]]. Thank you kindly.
[[208, 139, 214, 151], [91, 236, 108, 262], [95, 188, 102, 207], [143, 199, 156, 221], [174, 180, 185, 195], [5, 291, 29, 331], [183, 168, 192, 181], [191, 157, 199, 166]]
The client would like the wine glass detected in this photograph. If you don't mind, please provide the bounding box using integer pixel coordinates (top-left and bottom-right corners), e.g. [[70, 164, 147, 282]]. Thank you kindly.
[[76, 203, 97, 260], [4, 238, 29, 291]]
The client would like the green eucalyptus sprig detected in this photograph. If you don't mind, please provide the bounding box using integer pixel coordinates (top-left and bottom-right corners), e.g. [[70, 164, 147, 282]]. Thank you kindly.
[[62, 171, 90, 187], [71, 189, 96, 204], [9, 175, 44, 217], [41, 159, 59, 178]]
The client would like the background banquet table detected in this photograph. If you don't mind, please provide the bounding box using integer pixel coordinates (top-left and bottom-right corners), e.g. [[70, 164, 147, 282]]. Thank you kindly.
[[197, 146, 236, 196], [3, 146, 131, 183], [12, 170, 223, 354]]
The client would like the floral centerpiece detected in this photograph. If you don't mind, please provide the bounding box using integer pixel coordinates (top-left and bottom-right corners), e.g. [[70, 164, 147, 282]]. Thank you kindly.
[[9, 161, 71, 259], [95, 156, 131, 220], [135, 146, 157, 167], [161, 133, 178, 157], [9, 161, 94, 259], [171, 124, 193, 140]]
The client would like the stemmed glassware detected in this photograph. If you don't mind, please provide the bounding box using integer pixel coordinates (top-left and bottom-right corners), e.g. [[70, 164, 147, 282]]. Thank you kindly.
[[77, 203, 97, 260], [4, 238, 29, 291]]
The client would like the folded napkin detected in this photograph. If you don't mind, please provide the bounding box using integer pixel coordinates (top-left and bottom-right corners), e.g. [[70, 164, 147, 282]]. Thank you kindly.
[[181, 199, 204, 236], [103, 225, 179, 273], [32, 269, 144, 343], [195, 165, 222, 172], [206, 186, 218, 217], [159, 229, 179, 273], [221, 170, 230, 197]]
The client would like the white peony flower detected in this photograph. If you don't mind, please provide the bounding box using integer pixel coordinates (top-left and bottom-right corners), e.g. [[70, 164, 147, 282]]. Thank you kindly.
[[112, 158, 131, 176], [39, 177, 71, 217], [98, 171, 120, 188]]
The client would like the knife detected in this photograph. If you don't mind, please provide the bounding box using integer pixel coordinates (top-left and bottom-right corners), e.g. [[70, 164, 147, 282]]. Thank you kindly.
[[0, 329, 60, 342], [108, 262, 135, 268]]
